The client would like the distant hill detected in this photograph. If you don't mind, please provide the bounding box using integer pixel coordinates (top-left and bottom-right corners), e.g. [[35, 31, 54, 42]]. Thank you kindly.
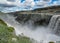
[[8, 5, 60, 15]]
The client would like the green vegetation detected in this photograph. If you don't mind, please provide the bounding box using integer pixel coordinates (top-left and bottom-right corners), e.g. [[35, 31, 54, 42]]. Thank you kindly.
[[16, 35, 32, 43], [0, 19, 32, 43], [49, 41, 54, 43], [0, 19, 14, 43], [0, 19, 7, 26]]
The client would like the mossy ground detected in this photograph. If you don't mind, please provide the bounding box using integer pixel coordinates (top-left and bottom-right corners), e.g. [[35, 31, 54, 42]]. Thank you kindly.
[[49, 42, 55, 43], [0, 19, 32, 43]]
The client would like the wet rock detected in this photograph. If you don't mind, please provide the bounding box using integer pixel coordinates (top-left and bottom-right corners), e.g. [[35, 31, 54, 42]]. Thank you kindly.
[[14, 14, 52, 26]]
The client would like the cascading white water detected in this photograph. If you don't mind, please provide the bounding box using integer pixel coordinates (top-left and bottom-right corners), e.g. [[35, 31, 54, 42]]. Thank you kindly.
[[0, 14, 60, 43], [48, 15, 60, 36], [48, 15, 60, 30], [48, 15, 60, 33], [54, 19, 60, 36]]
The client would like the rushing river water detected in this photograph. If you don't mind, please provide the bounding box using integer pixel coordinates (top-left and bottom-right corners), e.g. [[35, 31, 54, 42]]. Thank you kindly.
[[0, 14, 60, 43]]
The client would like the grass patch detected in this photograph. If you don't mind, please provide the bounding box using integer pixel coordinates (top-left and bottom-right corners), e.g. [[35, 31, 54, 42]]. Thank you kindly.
[[0, 19, 32, 43]]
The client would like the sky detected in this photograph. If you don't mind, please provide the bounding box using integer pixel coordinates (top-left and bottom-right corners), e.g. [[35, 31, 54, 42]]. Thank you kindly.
[[0, 0, 60, 13]]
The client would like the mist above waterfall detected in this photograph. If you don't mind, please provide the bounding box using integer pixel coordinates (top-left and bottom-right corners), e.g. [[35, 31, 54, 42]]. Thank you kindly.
[[0, 14, 60, 43]]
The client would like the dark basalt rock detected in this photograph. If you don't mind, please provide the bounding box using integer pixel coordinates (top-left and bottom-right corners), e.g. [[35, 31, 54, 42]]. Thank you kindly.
[[11, 14, 52, 26]]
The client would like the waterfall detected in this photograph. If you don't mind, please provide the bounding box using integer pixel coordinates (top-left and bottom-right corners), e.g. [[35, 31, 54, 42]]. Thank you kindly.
[[0, 14, 60, 43], [54, 19, 60, 36], [48, 15, 60, 30], [48, 15, 60, 35]]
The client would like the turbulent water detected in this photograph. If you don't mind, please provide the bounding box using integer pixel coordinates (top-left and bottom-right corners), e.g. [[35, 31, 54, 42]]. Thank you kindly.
[[0, 14, 60, 43]]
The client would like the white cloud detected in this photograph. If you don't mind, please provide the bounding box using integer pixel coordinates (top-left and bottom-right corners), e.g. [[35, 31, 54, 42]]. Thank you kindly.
[[21, 0, 52, 8], [35, 0, 52, 7], [53, 1, 60, 5], [0, 0, 21, 7], [42, 0, 52, 3], [53, 1, 58, 5], [20, 0, 52, 9], [0, 0, 60, 13], [21, 0, 35, 8], [0, 0, 53, 8]]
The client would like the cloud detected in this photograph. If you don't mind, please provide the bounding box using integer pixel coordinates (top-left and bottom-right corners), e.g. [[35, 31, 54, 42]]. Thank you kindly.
[[0, 4, 16, 7], [7, 0, 15, 2], [21, 0, 52, 8], [19, 0, 52, 9], [35, 0, 52, 7], [53, 1, 60, 5], [0, 0, 21, 12], [0, 0, 60, 13], [0, 0, 21, 7], [21, 0, 35, 8], [48, 0, 60, 6]]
